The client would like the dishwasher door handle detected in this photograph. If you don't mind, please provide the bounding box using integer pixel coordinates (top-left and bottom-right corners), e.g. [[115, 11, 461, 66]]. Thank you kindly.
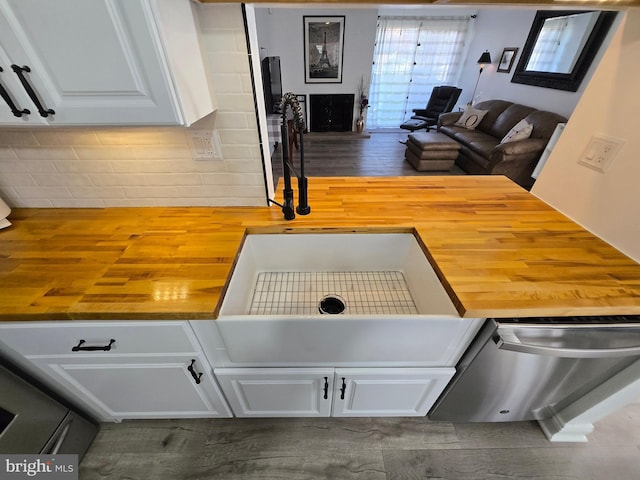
[[495, 332, 640, 358]]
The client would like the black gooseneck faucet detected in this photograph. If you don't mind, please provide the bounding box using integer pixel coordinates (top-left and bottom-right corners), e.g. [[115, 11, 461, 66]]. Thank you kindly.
[[270, 92, 310, 220]]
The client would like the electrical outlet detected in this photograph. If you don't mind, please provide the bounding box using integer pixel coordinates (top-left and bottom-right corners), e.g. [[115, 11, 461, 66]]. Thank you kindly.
[[188, 130, 221, 160], [578, 134, 625, 173]]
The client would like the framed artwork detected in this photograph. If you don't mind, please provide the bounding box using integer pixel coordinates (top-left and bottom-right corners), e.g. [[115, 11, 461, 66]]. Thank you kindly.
[[303, 16, 345, 84], [497, 47, 519, 73]]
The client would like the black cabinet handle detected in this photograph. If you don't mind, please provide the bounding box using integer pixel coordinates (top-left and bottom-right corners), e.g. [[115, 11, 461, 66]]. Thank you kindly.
[[187, 359, 202, 385], [72, 339, 116, 352], [323, 377, 329, 400], [340, 377, 346, 400], [0, 66, 30, 117], [11, 65, 55, 117]]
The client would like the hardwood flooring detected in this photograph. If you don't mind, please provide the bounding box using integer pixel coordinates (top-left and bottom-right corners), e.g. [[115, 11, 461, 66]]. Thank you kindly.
[[270, 129, 465, 185], [79, 399, 640, 479]]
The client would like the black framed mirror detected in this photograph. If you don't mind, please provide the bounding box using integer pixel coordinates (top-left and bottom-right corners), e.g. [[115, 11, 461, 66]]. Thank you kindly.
[[511, 10, 617, 92]]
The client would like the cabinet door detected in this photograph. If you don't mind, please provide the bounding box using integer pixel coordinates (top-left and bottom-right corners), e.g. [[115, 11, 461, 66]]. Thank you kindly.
[[31, 354, 232, 421], [0, 0, 202, 125], [215, 368, 334, 417], [332, 368, 454, 417]]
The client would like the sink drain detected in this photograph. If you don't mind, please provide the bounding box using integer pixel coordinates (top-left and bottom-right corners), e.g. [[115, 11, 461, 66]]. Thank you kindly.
[[318, 295, 346, 315]]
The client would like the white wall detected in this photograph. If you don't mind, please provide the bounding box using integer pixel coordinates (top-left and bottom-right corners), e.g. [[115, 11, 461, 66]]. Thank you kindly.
[[254, 6, 379, 125], [457, 8, 610, 118], [0, 3, 267, 208], [533, 10, 640, 262], [255, 6, 602, 121]]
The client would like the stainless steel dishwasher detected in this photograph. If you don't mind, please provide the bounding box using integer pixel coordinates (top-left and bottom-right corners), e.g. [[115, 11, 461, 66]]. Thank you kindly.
[[428, 316, 640, 422]]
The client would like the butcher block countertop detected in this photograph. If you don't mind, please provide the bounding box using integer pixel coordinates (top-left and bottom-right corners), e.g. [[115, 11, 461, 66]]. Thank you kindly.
[[1, 176, 639, 321]]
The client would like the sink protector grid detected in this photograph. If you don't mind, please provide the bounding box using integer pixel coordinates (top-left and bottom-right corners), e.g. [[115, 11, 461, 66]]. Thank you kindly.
[[249, 271, 418, 315]]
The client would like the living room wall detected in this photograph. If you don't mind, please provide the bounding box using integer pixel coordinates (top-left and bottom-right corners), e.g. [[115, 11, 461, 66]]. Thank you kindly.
[[254, 6, 610, 122], [459, 8, 617, 119], [532, 9, 639, 262], [254, 6, 378, 120]]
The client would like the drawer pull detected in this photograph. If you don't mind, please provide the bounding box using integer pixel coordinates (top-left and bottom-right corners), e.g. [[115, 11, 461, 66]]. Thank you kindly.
[[187, 359, 202, 385], [340, 377, 347, 400], [71, 339, 116, 352], [0, 66, 30, 117], [11, 65, 55, 117], [323, 377, 329, 399]]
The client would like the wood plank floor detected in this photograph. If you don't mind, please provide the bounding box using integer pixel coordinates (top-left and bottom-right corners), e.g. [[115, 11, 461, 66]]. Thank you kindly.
[[79, 399, 640, 479], [270, 130, 465, 185]]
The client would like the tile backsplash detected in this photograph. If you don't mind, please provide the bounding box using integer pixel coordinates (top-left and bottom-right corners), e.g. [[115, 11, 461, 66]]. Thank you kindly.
[[0, 4, 266, 208]]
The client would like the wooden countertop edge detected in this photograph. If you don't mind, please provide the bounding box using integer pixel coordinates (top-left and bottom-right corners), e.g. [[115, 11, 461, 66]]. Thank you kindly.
[[2, 177, 639, 323], [2, 222, 639, 322]]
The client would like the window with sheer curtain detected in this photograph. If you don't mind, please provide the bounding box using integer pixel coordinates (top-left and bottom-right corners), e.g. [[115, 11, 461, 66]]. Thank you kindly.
[[368, 16, 471, 129]]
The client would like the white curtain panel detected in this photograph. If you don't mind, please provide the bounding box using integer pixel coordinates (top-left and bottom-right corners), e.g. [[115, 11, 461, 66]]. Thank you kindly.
[[368, 16, 470, 129]]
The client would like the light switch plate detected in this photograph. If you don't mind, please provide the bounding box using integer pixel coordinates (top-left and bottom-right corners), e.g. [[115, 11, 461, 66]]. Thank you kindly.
[[578, 133, 625, 173]]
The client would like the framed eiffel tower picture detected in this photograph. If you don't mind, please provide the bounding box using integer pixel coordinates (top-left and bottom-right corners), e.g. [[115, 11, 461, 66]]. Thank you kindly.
[[303, 16, 345, 84]]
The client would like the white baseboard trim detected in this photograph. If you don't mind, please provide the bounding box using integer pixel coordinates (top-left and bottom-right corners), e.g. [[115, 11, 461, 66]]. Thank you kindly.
[[538, 415, 593, 443]]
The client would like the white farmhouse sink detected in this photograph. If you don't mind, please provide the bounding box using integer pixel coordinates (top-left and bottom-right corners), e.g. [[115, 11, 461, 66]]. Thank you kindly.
[[215, 232, 477, 366], [219, 232, 458, 317]]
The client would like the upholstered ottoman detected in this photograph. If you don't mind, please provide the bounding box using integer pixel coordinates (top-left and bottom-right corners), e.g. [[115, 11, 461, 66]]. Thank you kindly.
[[404, 131, 460, 171]]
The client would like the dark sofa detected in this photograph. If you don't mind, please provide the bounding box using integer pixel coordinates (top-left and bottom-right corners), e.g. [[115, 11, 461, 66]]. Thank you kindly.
[[438, 100, 567, 189]]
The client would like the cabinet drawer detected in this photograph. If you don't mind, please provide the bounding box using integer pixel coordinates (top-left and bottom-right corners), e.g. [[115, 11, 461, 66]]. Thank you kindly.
[[0, 321, 201, 356]]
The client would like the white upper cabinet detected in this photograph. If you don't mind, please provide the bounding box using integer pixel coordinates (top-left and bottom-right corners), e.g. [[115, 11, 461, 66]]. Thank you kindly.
[[0, 0, 214, 126]]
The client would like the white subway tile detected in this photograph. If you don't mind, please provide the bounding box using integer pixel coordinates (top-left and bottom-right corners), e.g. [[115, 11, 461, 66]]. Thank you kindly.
[[219, 129, 259, 145], [213, 111, 249, 129], [225, 159, 263, 173], [220, 145, 261, 160], [54, 161, 114, 174], [110, 160, 175, 174], [197, 4, 244, 30], [215, 93, 255, 112], [175, 185, 264, 198], [12, 198, 55, 208], [68, 186, 126, 199], [32, 174, 92, 186], [199, 30, 238, 52], [13, 146, 77, 160], [122, 186, 180, 198], [0, 147, 17, 159], [0, 130, 39, 147], [0, 173, 37, 186], [234, 31, 247, 51], [201, 173, 263, 185], [88, 174, 147, 186], [184, 161, 228, 173], [206, 52, 249, 74], [166, 197, 265, 207], [209, 74, 246, 94], [32, 129, 100, 146], [142, 173, 202, 186], [14, 186, 72, 199], [103, 198, 160, 207], [0, 159, 57, 173], [52, 199, 106, 208], [95, 128, 188, 146]]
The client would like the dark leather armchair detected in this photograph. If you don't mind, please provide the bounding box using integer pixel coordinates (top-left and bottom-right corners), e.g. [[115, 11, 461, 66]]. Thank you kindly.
[[400, 86, 462, 132]]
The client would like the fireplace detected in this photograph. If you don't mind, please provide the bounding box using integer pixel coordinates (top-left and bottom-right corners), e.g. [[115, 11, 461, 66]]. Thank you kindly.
[[309, 94, 354, 132]]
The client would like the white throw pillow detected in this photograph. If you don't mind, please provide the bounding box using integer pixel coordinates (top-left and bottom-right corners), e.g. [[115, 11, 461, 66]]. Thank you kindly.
[[454, 108, 488, 130], [501, 119, 533, 143]]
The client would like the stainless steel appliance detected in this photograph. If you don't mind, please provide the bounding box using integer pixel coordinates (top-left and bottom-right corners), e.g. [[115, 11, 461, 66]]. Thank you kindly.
[[0, 359, 98, 456], [429, 317, 640, 422]]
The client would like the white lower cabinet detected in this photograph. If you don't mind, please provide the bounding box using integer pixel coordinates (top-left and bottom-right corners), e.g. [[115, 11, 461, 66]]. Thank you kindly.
[[215, 367, 454, 417], [0, 321, 233, 421], [333, 368, 454, 417], [31, 354, 232, 421], [215, 368, 334, 417]]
